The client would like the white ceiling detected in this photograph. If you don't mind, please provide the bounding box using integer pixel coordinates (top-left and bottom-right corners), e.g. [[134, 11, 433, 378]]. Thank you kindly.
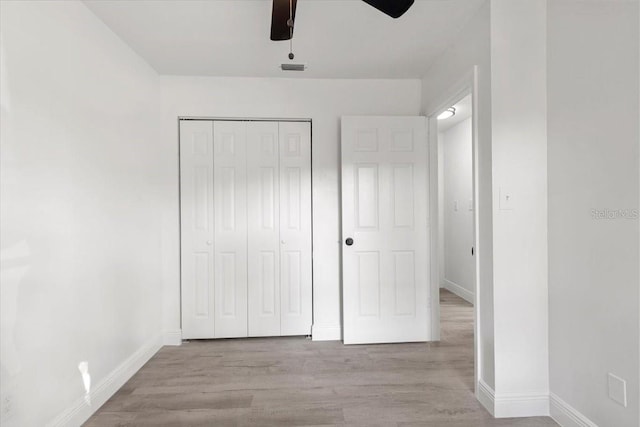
[[437, 93, 471, 132], [84, 0, 485, 79]]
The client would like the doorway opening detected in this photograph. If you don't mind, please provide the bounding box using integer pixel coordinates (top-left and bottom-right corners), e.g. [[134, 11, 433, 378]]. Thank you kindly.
[[437, 93, 475, 392], [437, 93, 474, 304], [427, 69, 480, 396]]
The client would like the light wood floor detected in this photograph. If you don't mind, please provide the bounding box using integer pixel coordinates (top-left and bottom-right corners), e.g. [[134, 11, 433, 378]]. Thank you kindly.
[[85, 290, 557, 426]]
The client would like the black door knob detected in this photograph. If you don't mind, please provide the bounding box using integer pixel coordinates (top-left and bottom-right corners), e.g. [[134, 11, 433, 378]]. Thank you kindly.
[[345, 238, 354, 246]]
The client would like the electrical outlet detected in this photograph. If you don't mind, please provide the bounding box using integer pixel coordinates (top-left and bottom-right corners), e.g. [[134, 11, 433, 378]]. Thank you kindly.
[[468, 198, 473, 211], [454, 200, 458, 212], [608, 373, 627, 407]]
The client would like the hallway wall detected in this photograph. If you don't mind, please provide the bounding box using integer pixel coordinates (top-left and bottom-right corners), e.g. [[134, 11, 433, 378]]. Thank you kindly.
[[441, 118, 475, 302]]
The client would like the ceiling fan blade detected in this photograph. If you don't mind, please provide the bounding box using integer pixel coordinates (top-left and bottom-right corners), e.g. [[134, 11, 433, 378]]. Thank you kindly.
[[270, 0, 297, 41], [362, 0, 415, 18]]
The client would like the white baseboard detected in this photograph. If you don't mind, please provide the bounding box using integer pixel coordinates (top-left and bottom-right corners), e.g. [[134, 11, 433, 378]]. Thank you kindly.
[[477, 379, 496, 416], [494, 390, 549, 418], [476, 379, 549, 418], [311, 323, 342, 341], [550, 393, 598, 427], [163, 329, 182, 346], [442, 278, 474, 304], [47, 334, 162, 427]]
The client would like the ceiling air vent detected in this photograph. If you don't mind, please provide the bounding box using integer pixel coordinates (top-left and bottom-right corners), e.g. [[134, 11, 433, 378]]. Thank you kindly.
[[281, 63, 306, 71]]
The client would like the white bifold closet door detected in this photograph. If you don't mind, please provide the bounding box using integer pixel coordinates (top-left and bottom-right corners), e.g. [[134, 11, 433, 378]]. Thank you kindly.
[[246, 122, 281, 336], [179, 120, 215, 339], [213, 121, 248, 338], [276, 122, 312, 336], [180, 119, 312, 339]]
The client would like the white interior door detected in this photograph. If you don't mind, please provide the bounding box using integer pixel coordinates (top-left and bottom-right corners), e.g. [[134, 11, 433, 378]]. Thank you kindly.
[[341, 116, 430, 344], [180, 120, 215, 339], [213, 121, 248, 338], [247, 121, 281, 336], [279, 122, 312, 336]]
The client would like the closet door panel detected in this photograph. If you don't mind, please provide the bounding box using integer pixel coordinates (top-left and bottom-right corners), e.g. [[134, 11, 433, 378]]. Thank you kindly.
[[279, 122, 312, 336], [180, 120, 215, 339], [180, 119, 312, 340], [214, 121, 248, 338], [247, 122, 281, 336]]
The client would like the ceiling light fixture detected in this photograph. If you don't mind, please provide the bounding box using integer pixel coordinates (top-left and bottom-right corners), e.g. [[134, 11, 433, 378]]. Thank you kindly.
[[437, 107, 456, 120]]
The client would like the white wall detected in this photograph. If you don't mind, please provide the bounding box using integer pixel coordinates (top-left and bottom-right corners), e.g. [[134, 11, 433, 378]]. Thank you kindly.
[[490, 0, 549, 413], [159, 77, 422, 342], [441, 118, 474, 303], [0, 2, 163, 426], [548, 1, 639, 426], [422, 0, 496, 391]]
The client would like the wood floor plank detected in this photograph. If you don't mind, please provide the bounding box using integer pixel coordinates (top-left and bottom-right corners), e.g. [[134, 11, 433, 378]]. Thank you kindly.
[[84, 290, 557, 426]]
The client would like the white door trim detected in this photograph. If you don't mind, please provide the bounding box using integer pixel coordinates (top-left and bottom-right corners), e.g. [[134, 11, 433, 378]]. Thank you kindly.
[[425, 66, 481, 398], [179, 117, 312, 123]]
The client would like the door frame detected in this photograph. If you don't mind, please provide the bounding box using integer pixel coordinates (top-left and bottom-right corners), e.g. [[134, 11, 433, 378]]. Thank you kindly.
[[177, 116, 314, 337], [425, 67, 481, 391]]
